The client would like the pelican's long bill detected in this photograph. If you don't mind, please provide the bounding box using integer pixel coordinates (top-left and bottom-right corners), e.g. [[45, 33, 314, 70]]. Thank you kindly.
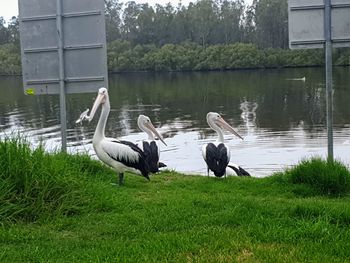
[[145, 121, 167, 146], [216, 116, 243, 140], [88, 92, 105, 122]]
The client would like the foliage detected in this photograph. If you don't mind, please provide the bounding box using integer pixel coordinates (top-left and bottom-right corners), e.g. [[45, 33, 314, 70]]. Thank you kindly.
[[1, 40, 349, 75], [104, 0, 122, 41], [0, 0, 349, 53], [254, 0, 288, 48], [0, 137, 116, 223], [0, 44, 21, 75], [107, 40, 331, 72], [275, 158, 350, 196]]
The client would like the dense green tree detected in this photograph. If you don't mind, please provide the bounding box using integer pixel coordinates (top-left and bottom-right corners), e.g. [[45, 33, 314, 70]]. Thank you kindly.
[[154, 3, 175, 45], [136, 4, 156, 44], [0, 17, 10, 45], [105, 0, 122, 42], [172, 3, 193, 43], [0, 43, 21, 74], [217, 0, 244, 44], [122, 1, 142, 43], [241, 2, 256, 44], [254, 0, 288, 48], [188, 0, 219, 46]]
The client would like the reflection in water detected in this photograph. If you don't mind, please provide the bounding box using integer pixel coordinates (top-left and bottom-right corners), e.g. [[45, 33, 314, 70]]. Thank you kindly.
[[0, 68, 349, 177], [240, 99, 258, 138]]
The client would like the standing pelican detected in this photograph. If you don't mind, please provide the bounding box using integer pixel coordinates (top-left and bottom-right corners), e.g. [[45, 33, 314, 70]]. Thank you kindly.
[[87, 87, 150, 185], [202, 112, 245, 177], [137, 115, 167, 173]]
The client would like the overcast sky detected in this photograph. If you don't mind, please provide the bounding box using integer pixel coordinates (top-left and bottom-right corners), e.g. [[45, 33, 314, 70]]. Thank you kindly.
[[1, 0, 253, 23]]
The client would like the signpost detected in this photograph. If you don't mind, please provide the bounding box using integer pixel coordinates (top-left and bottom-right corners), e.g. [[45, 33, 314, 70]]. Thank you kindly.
[[18, 0, 108, 151], [288, 0, 350, 161]]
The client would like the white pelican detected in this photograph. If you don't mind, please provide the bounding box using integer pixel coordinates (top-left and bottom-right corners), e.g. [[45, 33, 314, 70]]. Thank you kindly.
[[202, 112, 247, 177], [87, 87, 151, 185], [137, 114, 167, 173]]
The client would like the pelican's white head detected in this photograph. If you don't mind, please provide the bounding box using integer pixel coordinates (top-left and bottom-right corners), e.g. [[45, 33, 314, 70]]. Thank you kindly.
[[137, 114, 167, 146], [206, 112, 243, 140], [88, 87, 109, 122]]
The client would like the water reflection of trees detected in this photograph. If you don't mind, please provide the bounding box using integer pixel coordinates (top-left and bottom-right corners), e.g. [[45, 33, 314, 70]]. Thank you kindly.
[[107, 68, 350, 134]]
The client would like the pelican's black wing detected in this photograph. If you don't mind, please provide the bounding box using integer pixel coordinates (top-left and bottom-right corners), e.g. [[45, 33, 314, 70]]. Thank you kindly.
[[102, 140, 150, 180], [205, 143, 229, 177], [142, 141, 160, 173]]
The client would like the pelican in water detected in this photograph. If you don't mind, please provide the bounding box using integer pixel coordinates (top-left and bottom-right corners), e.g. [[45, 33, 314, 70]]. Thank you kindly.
[[202, 112, 249, 177], [85, 87, 151, 185], [137, 114, 167, 173]]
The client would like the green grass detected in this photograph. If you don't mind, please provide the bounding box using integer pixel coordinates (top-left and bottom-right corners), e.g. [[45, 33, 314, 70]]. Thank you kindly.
[[1, 138, 350, 262], [275, 157, 350, 197], [0, 137, 116, 222]]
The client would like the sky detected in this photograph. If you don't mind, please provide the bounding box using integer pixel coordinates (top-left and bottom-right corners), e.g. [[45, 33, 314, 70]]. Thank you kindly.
[[0, 0, 252, 23]]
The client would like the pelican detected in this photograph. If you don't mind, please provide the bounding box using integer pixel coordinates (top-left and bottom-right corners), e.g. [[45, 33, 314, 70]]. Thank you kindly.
[[226, 163, 250, 176], [87, 87, 150, 185], [137, 114, 167, 173], [202, 112, 245, 177]]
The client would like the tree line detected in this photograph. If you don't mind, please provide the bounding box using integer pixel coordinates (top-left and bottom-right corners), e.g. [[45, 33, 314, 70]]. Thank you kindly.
[[0, 0, 349, 74], [105, 0, 288, 49], [0, 0, 288, 48]]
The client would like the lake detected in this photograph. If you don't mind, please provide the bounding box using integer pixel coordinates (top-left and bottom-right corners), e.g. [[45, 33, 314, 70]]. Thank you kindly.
[[1, 67, 349, 177]]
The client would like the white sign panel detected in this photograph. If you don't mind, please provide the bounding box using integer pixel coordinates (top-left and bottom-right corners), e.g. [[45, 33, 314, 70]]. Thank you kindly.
[[289, 0, 350, 49], [19, 0, 108, 94]]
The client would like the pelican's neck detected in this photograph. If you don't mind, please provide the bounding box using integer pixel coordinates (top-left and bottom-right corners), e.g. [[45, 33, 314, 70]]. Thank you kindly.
[[216, 129, 224, 143], [145, 129, 154, 141], [140, 125, 154, 141], [209, 121, 224, 143], [94, 99, 110, 141]]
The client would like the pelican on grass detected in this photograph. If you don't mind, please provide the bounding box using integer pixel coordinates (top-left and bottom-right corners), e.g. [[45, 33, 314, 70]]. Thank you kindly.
[[202, 112, 248, 177], [83, 87, 151, 185], [137, 114, 167, 173], [226, 162, 250, 176]]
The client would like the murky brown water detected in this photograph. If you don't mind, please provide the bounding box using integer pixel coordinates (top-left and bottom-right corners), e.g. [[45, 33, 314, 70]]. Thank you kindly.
[[1, 67, 349, 177]]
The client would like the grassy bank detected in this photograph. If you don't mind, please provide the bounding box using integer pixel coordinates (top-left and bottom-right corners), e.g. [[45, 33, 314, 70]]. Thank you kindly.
[[1, 138, 350, 262]]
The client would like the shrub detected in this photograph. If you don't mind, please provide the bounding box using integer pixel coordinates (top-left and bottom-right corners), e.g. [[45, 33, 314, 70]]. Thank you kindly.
[[0, 137, 115, 223], [283, 158, 350, 196]]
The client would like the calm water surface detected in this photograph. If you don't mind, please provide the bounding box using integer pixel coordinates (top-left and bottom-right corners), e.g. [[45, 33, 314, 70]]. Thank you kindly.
[[1, 68, 349, 177]]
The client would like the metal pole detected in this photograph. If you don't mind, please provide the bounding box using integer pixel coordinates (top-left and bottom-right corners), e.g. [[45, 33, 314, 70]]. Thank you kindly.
[[56, 0, 67, 152], [324, 0, 333, 162]]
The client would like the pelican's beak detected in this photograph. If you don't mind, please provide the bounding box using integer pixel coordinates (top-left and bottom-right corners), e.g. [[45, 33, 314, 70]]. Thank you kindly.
[[145, 121, 167, 146], [216, 117, 243, 140], [88, 93, 104, 122]]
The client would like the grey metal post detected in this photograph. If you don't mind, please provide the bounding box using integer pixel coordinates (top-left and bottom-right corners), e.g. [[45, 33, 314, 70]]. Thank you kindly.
[[324, 0, 333, 162], [56, 0, 67, 152]]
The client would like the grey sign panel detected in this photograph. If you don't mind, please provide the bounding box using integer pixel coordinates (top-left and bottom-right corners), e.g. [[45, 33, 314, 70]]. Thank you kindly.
[[18, 0, 108, 94], [289, 0, 350, 49]]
